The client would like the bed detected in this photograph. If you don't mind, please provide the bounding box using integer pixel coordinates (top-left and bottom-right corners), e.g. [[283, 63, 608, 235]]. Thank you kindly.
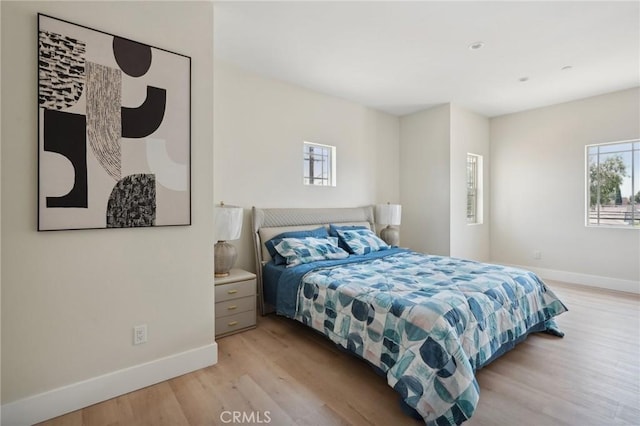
[[251, 206, 567, 425]]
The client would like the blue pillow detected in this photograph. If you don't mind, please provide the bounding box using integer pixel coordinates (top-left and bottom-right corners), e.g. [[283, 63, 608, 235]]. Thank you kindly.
[[265, 227, 329, 265], [329, 224, 369, 253], [274, 237, 349, 267], [336, 229, 389, 255]]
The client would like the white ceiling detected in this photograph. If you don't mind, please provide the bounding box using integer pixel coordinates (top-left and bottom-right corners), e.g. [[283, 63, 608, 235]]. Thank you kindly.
[[213, 1, 640, 117]]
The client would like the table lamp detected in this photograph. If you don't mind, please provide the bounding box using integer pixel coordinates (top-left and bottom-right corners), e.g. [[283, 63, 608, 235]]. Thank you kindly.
[[375, 203, 402, 246], [214, 202, 243, 277]]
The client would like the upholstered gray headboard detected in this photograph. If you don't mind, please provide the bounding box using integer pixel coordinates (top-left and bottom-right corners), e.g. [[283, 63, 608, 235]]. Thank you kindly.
[[251, 206, 375, 314]]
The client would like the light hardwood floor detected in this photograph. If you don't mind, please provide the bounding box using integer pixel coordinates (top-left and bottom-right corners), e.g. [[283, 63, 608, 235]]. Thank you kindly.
[[39, 281, 639, 426]]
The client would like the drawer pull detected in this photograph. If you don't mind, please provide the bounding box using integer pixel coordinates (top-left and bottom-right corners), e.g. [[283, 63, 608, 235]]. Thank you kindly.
[[227, 305, 238, 310], [228, 321, 239, 327], [227, 289, 238, 295]]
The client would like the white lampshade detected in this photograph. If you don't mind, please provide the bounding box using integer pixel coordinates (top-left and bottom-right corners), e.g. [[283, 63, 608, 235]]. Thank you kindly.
[[375, 203, 402, 226], [214, 204, 243, 241]]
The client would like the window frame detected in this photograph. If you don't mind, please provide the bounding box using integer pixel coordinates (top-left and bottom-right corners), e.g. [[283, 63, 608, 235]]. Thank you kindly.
[[466, 153, 483, 225], [585, 139, 639, 229], [303, 141, 336, 187]]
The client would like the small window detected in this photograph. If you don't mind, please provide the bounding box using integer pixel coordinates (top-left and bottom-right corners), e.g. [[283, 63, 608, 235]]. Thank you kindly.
[[303, 142, 336, 186], [586, 140, 639, 228], [467, 153, 483, 224]]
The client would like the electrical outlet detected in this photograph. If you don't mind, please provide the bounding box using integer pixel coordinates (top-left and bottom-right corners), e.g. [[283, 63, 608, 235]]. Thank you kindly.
[[133, 324, 147, 345], [533, 250, 542, 260]]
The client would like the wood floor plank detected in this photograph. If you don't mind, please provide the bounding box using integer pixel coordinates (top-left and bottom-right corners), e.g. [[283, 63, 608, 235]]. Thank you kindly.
[[233, 374, 297, 425], [239, 342, 347, 424], [168, 370, 223, 426], [124, 381, 190, 426], [37, 280, 639, 426], [81, 397, 134, 426]]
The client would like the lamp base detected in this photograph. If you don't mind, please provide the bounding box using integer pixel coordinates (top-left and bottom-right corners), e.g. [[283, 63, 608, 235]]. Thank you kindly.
[[214, 241, 237, 277], [380, 225, 400, 246]]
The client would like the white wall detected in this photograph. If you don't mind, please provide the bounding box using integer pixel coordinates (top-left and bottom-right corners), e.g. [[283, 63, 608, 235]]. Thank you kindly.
[[399, 105, 451, 256], [491, 88, 640, 292], [450, 105, 491, 261], [1, 0, 215, 421], [399, 104, 491, 261], [213, 60, 400, 272]]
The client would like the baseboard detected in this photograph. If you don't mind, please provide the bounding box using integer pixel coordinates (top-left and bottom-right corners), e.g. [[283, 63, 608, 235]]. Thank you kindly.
[[501, 263, 639, 294], [1, 342, 218, 426]]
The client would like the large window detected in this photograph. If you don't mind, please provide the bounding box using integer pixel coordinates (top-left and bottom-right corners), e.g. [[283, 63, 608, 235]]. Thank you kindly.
[[586, 140, 639, 228], [466, 153, 483, 224], [303, 142, 336, 186]]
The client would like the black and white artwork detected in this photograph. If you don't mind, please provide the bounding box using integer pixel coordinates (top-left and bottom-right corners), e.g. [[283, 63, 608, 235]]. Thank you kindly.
[[38, 14, 191, 231]]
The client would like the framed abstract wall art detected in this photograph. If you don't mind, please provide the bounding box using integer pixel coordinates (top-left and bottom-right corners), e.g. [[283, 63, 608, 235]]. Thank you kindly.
[[38, 14, 191, 231]]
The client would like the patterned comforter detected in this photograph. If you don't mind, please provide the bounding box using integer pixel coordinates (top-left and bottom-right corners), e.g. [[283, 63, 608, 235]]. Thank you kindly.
[[287, 250, 567, 425]]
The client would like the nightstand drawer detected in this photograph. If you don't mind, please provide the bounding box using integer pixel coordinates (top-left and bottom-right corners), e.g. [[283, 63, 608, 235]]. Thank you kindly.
[[215, 310, 256, 336], [215, 279, 256, 303], [216, 295, 255, 319]]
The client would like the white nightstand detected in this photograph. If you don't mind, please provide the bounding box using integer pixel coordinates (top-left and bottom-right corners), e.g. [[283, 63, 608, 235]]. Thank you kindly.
[[214, 269, 257, 338]]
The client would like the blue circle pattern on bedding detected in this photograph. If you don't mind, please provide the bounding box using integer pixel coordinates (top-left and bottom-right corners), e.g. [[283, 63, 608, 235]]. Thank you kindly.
[[296, 250, 567, 425]]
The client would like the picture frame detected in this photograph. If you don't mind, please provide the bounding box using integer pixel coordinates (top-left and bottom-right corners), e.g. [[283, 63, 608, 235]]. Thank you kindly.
[[38, 14, 191, 231]]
